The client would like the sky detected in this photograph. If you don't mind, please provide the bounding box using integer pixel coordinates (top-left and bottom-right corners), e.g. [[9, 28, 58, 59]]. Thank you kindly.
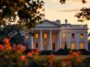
[[43, 0, 90, 32]]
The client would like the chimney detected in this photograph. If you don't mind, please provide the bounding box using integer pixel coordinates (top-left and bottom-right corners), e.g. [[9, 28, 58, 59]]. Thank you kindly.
[[65, 19, 68, 24], [56, 20, 61, 24]]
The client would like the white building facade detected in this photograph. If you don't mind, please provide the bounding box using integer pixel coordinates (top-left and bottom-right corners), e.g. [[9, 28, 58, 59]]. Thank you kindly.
[[27, 20, 88, 51]]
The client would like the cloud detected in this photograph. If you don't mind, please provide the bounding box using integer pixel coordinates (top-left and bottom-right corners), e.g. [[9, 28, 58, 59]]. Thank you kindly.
[[49, 0, 59, 3], [59, 9, 80, 12]]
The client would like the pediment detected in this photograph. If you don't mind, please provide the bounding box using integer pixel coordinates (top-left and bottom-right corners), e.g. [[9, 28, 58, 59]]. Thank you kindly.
[[36, 20, 60, 28]]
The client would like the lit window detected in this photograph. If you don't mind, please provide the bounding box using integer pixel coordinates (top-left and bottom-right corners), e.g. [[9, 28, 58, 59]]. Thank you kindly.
[[80, 42, 84, 49], [62, 33, 66, 39], [71, 42, 75, 49], [52, 34, 56, 39], [80, 33, 84, 39], [44, 33, 48, 39], [62, 42, 66, 49], [35, 33, 39, 38], [72, 33, 75, 39]]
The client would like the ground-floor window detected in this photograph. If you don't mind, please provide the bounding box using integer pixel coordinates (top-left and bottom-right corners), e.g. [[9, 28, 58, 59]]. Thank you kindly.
[[62, 42, 66, 49], [71, 42, 76, 49], [80, 42, 84, 49], [52, 43, 55, 50]]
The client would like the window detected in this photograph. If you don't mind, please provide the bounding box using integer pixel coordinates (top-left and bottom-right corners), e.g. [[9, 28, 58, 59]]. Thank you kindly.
[[44, 33, 48, 39], [80, 42, 84, 49], [80, 33, 84, 39], [52, 34, 56, 39], [35, 33, 39, 38], [71, 42, 76, 49], [62, 42, 66, 49], [72, 33, 75, 39], [62, 33, 66, 39]]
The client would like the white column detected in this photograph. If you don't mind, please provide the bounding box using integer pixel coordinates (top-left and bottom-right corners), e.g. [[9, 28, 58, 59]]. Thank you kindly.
[[28, 35, 34, 49], [76, 32, 80, 49], [40, 31, 43, 50], [85, 32, 88, 50], [58, 31, 60, 50], [59, 31, 62, 49], [49, 31, 52, 50]]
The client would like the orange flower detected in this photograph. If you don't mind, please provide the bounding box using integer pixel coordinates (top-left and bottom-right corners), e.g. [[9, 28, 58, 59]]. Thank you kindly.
[[20, 55, 26, 61], [72, 52, 79, 57], [0, 45, 4, 50], [27, 52, 32, 57], [49, 54, 55, 61], [68, 54, 74, 59], [3, 38, 10, 44], [35, 48, 39, 55]]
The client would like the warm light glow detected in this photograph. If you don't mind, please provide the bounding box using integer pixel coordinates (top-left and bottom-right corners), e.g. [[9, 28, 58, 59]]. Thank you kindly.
[[25, 35, 29, 39], [80, 42, 84, 49], [44, 33, 48, 39], [44, 41, 47, 45], [80, 33, 84, 39], [35, 33, 39, 38], [52, 34, 56, 39], [62, 42, 66, 49], [71, 42, 76, 49], [62, 33, 66, 39]]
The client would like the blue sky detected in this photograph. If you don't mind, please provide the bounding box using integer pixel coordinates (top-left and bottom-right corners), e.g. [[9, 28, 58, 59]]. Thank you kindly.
[[44, 0, 90, 32]]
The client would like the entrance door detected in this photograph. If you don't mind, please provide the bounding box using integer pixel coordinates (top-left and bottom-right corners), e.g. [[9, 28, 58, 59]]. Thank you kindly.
[[52, 43, 55, 50], [35, 43, 38, 49]]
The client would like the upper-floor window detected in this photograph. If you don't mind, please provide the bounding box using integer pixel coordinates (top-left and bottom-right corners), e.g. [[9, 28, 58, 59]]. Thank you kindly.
[[72, 33, 75, 39], [62, 33, 66, 39], [80, 33, 84, 39], [35, 33, 39, 39], [44, 33, 48, 39]]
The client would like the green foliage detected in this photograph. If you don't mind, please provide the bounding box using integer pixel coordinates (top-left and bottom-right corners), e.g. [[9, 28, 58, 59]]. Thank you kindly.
[[0, 0, 44, 28], [59, 0, 90, 22]]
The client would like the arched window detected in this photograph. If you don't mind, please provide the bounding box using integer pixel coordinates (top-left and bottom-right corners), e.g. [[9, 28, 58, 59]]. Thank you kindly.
[[72, 33, 75, 39], [71, 42, 76, 49], [80, 42, 84, 49], [62, 33, 66, 39], [80, 33, 84, 39]]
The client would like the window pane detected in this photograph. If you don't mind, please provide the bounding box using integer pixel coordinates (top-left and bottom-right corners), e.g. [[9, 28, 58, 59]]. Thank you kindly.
[[52, 34, 56, 39], [62, 33, 66, 39], [35, 33, 39, 38], [71, 42, 75, 49], [44, 33, 47, 38], [80, 33, 84, 39], [80, 42, 84, 49]]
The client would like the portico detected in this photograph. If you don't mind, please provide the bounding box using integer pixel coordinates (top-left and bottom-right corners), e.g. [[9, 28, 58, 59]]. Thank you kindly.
[[27, 20, 88, 51]]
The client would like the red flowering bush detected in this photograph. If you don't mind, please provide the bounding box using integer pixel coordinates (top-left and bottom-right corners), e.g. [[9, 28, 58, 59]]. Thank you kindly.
[[0, 38, 89, 67]]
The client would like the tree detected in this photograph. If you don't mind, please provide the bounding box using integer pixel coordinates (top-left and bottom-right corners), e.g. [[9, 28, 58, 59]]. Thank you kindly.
[[0, 0, 44, 28], [59, 0, 90, 22]]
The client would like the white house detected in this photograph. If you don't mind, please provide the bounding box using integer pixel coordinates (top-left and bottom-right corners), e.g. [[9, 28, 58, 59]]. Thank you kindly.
[[26, 19, 88, 51]]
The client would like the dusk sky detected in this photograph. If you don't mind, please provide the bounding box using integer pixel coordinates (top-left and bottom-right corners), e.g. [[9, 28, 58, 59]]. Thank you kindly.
[[44, 0, 90, 32]]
